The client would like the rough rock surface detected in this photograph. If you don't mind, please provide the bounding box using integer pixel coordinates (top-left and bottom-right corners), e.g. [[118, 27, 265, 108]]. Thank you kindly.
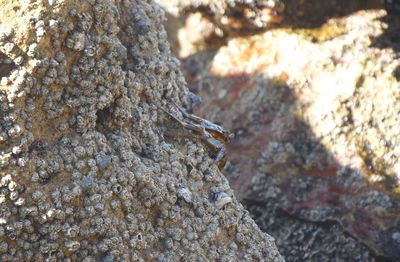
[[156, 0, 284, 35], [159, 1, 400, 261], [0, 0, 283, 261]]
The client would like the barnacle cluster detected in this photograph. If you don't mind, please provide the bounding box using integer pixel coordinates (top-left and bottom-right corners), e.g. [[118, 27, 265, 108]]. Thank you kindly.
[[0, 0, 282, 261]]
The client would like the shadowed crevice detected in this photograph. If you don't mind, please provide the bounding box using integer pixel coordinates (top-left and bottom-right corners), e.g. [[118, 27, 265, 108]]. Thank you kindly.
[[0, 51, 17, 79]]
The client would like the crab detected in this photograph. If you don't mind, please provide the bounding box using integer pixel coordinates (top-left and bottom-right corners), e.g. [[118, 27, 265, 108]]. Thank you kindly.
[[162, 102, 233, 170]]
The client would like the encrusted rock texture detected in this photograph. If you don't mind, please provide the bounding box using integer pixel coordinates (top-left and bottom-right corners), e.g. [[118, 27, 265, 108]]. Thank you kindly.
[[158, 0, 400, 261], [0, 0, 284, 261]]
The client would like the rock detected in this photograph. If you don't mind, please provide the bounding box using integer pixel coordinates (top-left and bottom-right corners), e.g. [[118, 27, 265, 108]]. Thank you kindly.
[[385, 0, 400, 14], [0, 0, 283, 261], [156, 0, 284, 35], [163, 1, 400, 261]]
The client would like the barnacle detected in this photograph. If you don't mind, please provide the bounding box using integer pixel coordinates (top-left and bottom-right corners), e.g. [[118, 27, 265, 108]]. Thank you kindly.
[[209, 192, 233, 209], [0, 0, 282, 261]]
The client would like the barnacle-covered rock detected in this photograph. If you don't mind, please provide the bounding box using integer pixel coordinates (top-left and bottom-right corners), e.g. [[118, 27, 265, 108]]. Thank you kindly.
[[0, 0, 283, 261]]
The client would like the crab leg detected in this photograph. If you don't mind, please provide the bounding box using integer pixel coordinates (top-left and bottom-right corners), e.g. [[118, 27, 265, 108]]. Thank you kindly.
[[214, 146, 226, 162], [168, 132, 211, 141], [172, 102, 206, 124], [161, 106, 207, 134], [161, 104, 228, 170], [173, 102, 227, 133], [160, 106, 182, 123]]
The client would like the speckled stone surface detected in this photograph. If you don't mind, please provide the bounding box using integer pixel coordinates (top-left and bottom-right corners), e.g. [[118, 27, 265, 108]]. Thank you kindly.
[[0, 0, 283, 261]]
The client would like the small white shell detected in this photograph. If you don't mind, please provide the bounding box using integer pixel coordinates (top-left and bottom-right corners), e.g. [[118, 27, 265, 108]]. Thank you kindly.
[[209, 192, 232, 209], [177, 187, 192, 203]]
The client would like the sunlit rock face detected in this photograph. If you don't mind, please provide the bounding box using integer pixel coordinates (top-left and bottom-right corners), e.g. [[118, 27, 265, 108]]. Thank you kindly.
[[159, 1, 400, 260], [0, 1, 283, 261], [156, 0, 284, 38]]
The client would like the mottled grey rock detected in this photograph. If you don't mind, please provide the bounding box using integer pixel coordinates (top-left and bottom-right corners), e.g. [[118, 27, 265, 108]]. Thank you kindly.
[[0, 0, 283, 261]]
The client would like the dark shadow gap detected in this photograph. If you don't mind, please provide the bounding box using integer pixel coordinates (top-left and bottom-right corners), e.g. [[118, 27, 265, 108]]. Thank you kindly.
[[0, 51, 17, 78]]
